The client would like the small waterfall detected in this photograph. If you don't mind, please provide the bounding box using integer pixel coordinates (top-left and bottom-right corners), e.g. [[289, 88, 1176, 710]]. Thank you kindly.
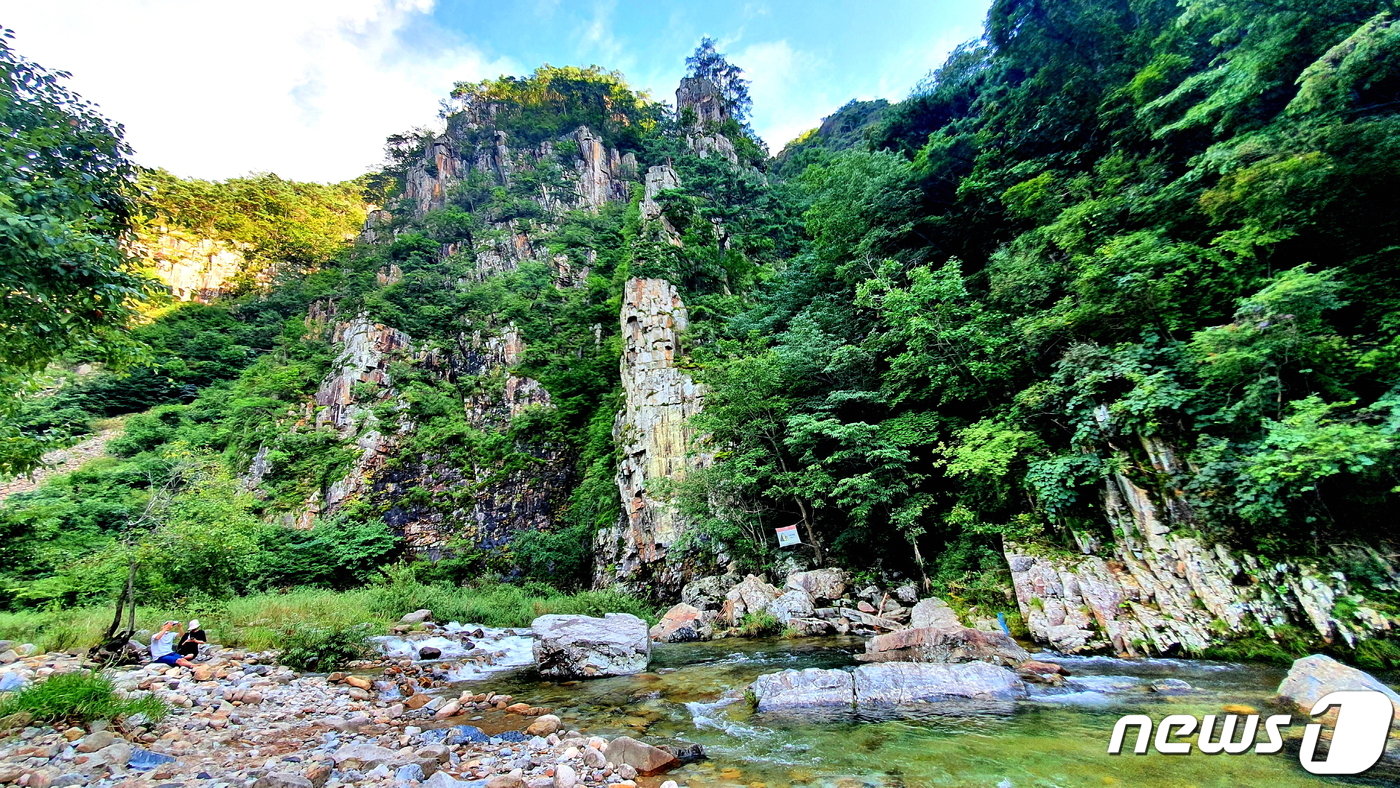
[[370, 623, 535, 680], [685, 696, 764, 739]]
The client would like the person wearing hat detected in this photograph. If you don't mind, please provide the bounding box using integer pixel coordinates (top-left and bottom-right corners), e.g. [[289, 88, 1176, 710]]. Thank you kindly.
[[178, 619, 207, 660], [149, 621, 195, 668]]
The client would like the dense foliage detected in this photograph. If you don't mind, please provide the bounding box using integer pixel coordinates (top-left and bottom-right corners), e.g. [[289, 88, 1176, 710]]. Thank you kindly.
[[0, 28, 157, 475], [3, 5, 1399, 659], [139, 169, 367, 281]]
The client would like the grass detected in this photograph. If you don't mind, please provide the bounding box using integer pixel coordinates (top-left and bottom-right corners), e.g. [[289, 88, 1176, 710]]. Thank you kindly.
[[0, 670, 167, 730], [736, 610, 781, 637], [0, 577, 661, 654]]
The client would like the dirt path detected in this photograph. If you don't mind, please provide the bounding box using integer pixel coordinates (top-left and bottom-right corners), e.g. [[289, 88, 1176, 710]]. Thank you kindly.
[[0, 424, 122, 503]]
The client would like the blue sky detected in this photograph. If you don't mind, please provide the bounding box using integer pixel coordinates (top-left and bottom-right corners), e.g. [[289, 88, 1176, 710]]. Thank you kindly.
[[5, 0, 988, 182]]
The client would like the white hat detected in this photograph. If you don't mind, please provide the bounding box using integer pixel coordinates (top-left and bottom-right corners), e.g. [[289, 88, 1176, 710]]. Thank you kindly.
[[189, 619, 200, 629]]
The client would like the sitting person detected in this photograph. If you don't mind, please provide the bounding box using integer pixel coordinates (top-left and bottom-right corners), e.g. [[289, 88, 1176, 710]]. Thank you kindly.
[[149, 621, 195, 668], [178, 619, 206, 660]]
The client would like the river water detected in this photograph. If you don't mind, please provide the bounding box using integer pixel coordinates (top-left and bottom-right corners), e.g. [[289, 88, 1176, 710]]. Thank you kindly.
[[406, 633, 1399, 787]]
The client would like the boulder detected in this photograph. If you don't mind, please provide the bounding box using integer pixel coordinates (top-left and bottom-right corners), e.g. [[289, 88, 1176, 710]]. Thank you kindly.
[[680, 575, 736, 610], [909, 597, 963, 630], [525, 714, 561, 736], [767, 589, 816, 625], [1277, 654, 1400, 722], [418, 646, 443, 660], [721, 575, 782, 626], [893, 583, 920, 604], [399, 609, 433, 625], [860, 626, 1030, 667], [532, 613, 650, 678], [649, 603, 711, 643], [749, 668, 854, 712], [853, 661, 1027, 705], [784, 569, 849, 604], [786, 617, 833, 637], [603, 735, 681, 775]]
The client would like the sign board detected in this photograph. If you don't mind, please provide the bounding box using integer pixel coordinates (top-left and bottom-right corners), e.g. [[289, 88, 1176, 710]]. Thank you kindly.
[[775, 525, 801, 547]]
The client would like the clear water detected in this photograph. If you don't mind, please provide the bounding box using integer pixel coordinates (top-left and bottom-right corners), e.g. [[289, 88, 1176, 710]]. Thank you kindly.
[[441, 636, 1400, 787]]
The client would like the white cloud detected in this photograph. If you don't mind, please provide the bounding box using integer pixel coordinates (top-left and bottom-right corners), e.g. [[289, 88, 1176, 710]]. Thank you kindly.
[[3, 0, 515, 182], [732, 39, 826, 152]]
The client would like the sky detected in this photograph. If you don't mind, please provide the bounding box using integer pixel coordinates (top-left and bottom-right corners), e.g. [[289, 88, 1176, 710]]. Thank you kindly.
[[4, 0, 989, 183]]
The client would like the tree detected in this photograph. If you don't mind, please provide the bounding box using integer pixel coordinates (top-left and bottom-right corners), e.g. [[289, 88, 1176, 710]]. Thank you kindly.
[[0, 29, 158, 475], [685, 37, 753, 125]]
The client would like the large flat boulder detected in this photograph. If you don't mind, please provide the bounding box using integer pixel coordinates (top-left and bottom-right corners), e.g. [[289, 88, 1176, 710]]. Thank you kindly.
[[532, 613, 650, 679], [749, 667, 854, 712], [649, 603, 711, 643], [853, 661, 1027, 705], [784, 569, 849, 604], [860, 626, 1030, 667], [1277, 654, 1400, 721]]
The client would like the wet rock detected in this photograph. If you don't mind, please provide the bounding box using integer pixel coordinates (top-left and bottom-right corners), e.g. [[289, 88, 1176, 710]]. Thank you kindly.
[[649, 603, 711, 643], [784, 569, 849, 604], [603, 735, 680, 775], [532, 613, 650, 678], [418, 646, 443, 660], [860, 626, 1030, 667], [1016, 660, 1068, 686], [853, 661, 1027, 705], [1277, 654, 1400, 721], [1151, 678, 1195, 694], [750, 668, 854, 712], [909, 598, 963, 630]]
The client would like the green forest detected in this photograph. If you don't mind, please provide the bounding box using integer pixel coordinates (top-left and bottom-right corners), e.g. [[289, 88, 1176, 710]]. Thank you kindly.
[[3, 0, 1399, 661]]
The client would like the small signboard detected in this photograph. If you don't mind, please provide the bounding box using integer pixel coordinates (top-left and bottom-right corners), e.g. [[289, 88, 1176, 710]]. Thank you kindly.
[[775, 525, 802, 547]]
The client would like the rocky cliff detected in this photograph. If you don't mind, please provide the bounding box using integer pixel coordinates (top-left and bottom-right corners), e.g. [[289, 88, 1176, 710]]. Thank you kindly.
[[137, 226, 248, 302], [1006, 433, 1398, 656], [594, 277, 709, 594]]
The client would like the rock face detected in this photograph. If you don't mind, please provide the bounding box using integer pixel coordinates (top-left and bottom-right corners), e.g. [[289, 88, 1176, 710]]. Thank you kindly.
[[593, 278, 708, 596], [138, 226, 249, 302], [860, 626, 1030, 668], [1277, 654, 1400, 721], [1007, 434, 1397, 655], [750, 662, 1027, 712], [531, 614, 650, 678]]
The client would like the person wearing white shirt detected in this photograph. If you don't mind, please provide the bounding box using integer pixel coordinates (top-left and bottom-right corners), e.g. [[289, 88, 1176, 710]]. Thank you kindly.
[[149, 621, 195, 668]]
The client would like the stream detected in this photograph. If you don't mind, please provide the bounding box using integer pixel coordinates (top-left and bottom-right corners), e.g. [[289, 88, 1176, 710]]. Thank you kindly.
[[386, 632, 1400, 787]]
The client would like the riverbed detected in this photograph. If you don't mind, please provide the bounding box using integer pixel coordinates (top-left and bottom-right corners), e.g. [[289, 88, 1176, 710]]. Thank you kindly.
[[432, 634, 1399, 787]]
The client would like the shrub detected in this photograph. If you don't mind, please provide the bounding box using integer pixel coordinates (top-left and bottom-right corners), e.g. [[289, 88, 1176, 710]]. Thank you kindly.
[[737, 610, 781, 637], [276, 622, 375, 673], [0, 671, 166, 729]]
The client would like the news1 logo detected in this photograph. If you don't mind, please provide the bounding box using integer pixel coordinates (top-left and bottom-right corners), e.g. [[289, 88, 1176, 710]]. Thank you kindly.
[[1108, 691, 1395, 775]]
